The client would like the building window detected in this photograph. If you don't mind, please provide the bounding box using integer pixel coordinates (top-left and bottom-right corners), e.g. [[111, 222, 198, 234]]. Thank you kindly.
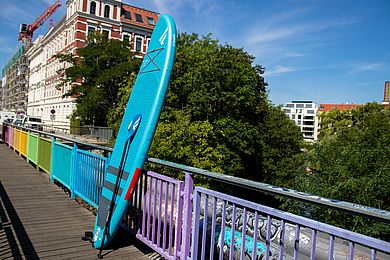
[[90, 1, 96, 15], [135, 37, 142, 51], [147, 17, 155, 25], [296, 104, 304, 108], [298, 115, 301, 119], [305, 104, 313, 108], [146, 38, 151, 49], [286, 104, 294, 108], [87, 26, 95, 35], [135, 13, 143, 22], [283, 109, 291, 113], [104, 5, 110, 18], [123, 34, 130, 42], [102, 30, 109, 39], [123, 34, 130, 46], [307, 110, 315, 114], [291, 114, 295, 119], [121, 8, 131, 19]]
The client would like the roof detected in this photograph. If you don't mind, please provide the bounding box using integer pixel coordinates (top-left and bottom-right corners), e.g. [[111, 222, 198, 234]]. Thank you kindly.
[[120, 4, 159, 30], [318, 104, 361, 112]]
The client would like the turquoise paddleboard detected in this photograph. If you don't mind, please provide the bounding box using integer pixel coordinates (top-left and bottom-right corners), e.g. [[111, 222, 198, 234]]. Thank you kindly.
[[93, 14, 177, 249]]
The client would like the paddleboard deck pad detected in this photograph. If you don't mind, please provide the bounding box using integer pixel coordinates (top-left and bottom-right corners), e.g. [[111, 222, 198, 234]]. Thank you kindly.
[[93, 14, 177, 249]]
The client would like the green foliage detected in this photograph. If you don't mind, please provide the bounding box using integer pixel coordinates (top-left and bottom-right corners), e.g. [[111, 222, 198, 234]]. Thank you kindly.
[[319, 102, 383, 138], [106, 74, 137, 137], [111, 33, 303, 195], [294, 103, 390, 240], [55, 32, 140, 126]]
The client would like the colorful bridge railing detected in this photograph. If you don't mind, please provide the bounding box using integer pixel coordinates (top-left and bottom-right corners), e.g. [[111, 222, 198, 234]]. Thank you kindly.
[[2, 124, 108, 209], [2, 123, 390, 260]]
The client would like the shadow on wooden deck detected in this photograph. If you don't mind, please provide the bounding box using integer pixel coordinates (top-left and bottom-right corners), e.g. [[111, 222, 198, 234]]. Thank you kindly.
[[0, 181, 39, 259]]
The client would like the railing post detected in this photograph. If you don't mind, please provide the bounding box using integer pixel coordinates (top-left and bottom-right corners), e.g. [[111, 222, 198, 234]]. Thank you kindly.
[[4, 125, 8, 145], [180, 172, 194, 260], [70, 143, 78, 199], [1, 124, 4, 142], [50, 137, 56, 182], [105, 152, 111, 174], [27, 131, 30, 163]]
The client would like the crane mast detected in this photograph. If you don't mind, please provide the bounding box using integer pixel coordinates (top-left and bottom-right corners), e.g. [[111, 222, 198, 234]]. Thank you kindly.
[[18, 0, 62, 45]]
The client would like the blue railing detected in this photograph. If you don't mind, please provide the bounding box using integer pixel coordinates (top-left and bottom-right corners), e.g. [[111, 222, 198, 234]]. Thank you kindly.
[[74, 147, 108, 208], [51, 139, 73, 189], [2, 123, 390, 260]]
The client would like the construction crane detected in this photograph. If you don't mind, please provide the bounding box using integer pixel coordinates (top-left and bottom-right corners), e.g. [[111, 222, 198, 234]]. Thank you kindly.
[[18, 0, 62, 45]]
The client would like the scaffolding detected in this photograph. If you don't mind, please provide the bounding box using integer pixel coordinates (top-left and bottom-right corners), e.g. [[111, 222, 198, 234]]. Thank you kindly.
[[2, 45, 29, 113]]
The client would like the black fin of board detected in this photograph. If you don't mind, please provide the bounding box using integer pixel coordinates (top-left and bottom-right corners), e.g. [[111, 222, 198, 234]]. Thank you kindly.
[[81, 231, 93, 243]]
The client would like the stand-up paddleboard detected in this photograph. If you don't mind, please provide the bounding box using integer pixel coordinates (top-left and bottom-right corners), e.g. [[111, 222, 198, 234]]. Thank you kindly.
[[93, 14, 177, 250]]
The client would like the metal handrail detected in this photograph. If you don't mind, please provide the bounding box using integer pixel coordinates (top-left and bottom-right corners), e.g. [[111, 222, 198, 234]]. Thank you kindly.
[[3, 123, 390, 224], [146, 158, 390, 224], [3, 122, 113, 152]]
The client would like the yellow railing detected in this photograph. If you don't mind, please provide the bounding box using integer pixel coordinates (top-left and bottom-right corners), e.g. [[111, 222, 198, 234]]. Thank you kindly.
[[13, 128, 21, 152], [20, 130, 28, 157]]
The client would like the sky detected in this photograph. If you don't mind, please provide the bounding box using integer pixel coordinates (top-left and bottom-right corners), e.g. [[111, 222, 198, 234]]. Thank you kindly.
[[0, 0, 389, 105]]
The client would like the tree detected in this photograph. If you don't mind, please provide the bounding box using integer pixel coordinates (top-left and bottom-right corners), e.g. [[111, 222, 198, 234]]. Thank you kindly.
[[110, 33, 304, 195], [318, 102, 384, 138], [295, 103, 390, 240], [55, 32, 140, 126]]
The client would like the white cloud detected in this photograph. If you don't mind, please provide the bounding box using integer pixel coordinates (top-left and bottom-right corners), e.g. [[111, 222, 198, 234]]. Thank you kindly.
[[351, 62, 386, 72], [282, 51, 307, 58], [0, 1, 35, 25], [239, 6, 359, 66], [264, 65, 300, 77], [248, 18, 358, 46], [0, 45, 14, 54]]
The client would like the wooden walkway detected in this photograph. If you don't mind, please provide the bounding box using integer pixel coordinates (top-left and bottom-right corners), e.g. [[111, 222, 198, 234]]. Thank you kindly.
[[0, 143, 155, 259]]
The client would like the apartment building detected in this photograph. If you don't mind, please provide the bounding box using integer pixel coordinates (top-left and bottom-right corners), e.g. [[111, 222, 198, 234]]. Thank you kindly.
[[283, 101, 319, 142], [26, 0, 158, 127]]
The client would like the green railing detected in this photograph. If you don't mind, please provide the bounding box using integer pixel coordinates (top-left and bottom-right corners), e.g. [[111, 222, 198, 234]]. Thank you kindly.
[[27, 132, 39, 164], [37, 137, 52, 173]]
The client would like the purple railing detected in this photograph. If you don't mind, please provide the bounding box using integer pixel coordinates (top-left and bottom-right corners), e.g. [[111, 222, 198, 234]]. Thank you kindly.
[[190, 186, 390, 260], [3, 124, 10, 144], [122, 171, 185, 259]]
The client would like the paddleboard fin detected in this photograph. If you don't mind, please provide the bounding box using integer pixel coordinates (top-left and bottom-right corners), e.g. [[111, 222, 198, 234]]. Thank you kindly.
[[81, 231, 93, 243]]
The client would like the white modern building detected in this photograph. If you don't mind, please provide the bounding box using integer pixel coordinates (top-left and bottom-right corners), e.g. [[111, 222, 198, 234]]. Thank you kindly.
[[283, 101, 319, 141]]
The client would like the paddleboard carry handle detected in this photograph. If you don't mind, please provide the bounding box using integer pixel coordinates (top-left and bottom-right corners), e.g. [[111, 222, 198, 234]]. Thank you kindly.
[[97, 114, 142, 259]]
